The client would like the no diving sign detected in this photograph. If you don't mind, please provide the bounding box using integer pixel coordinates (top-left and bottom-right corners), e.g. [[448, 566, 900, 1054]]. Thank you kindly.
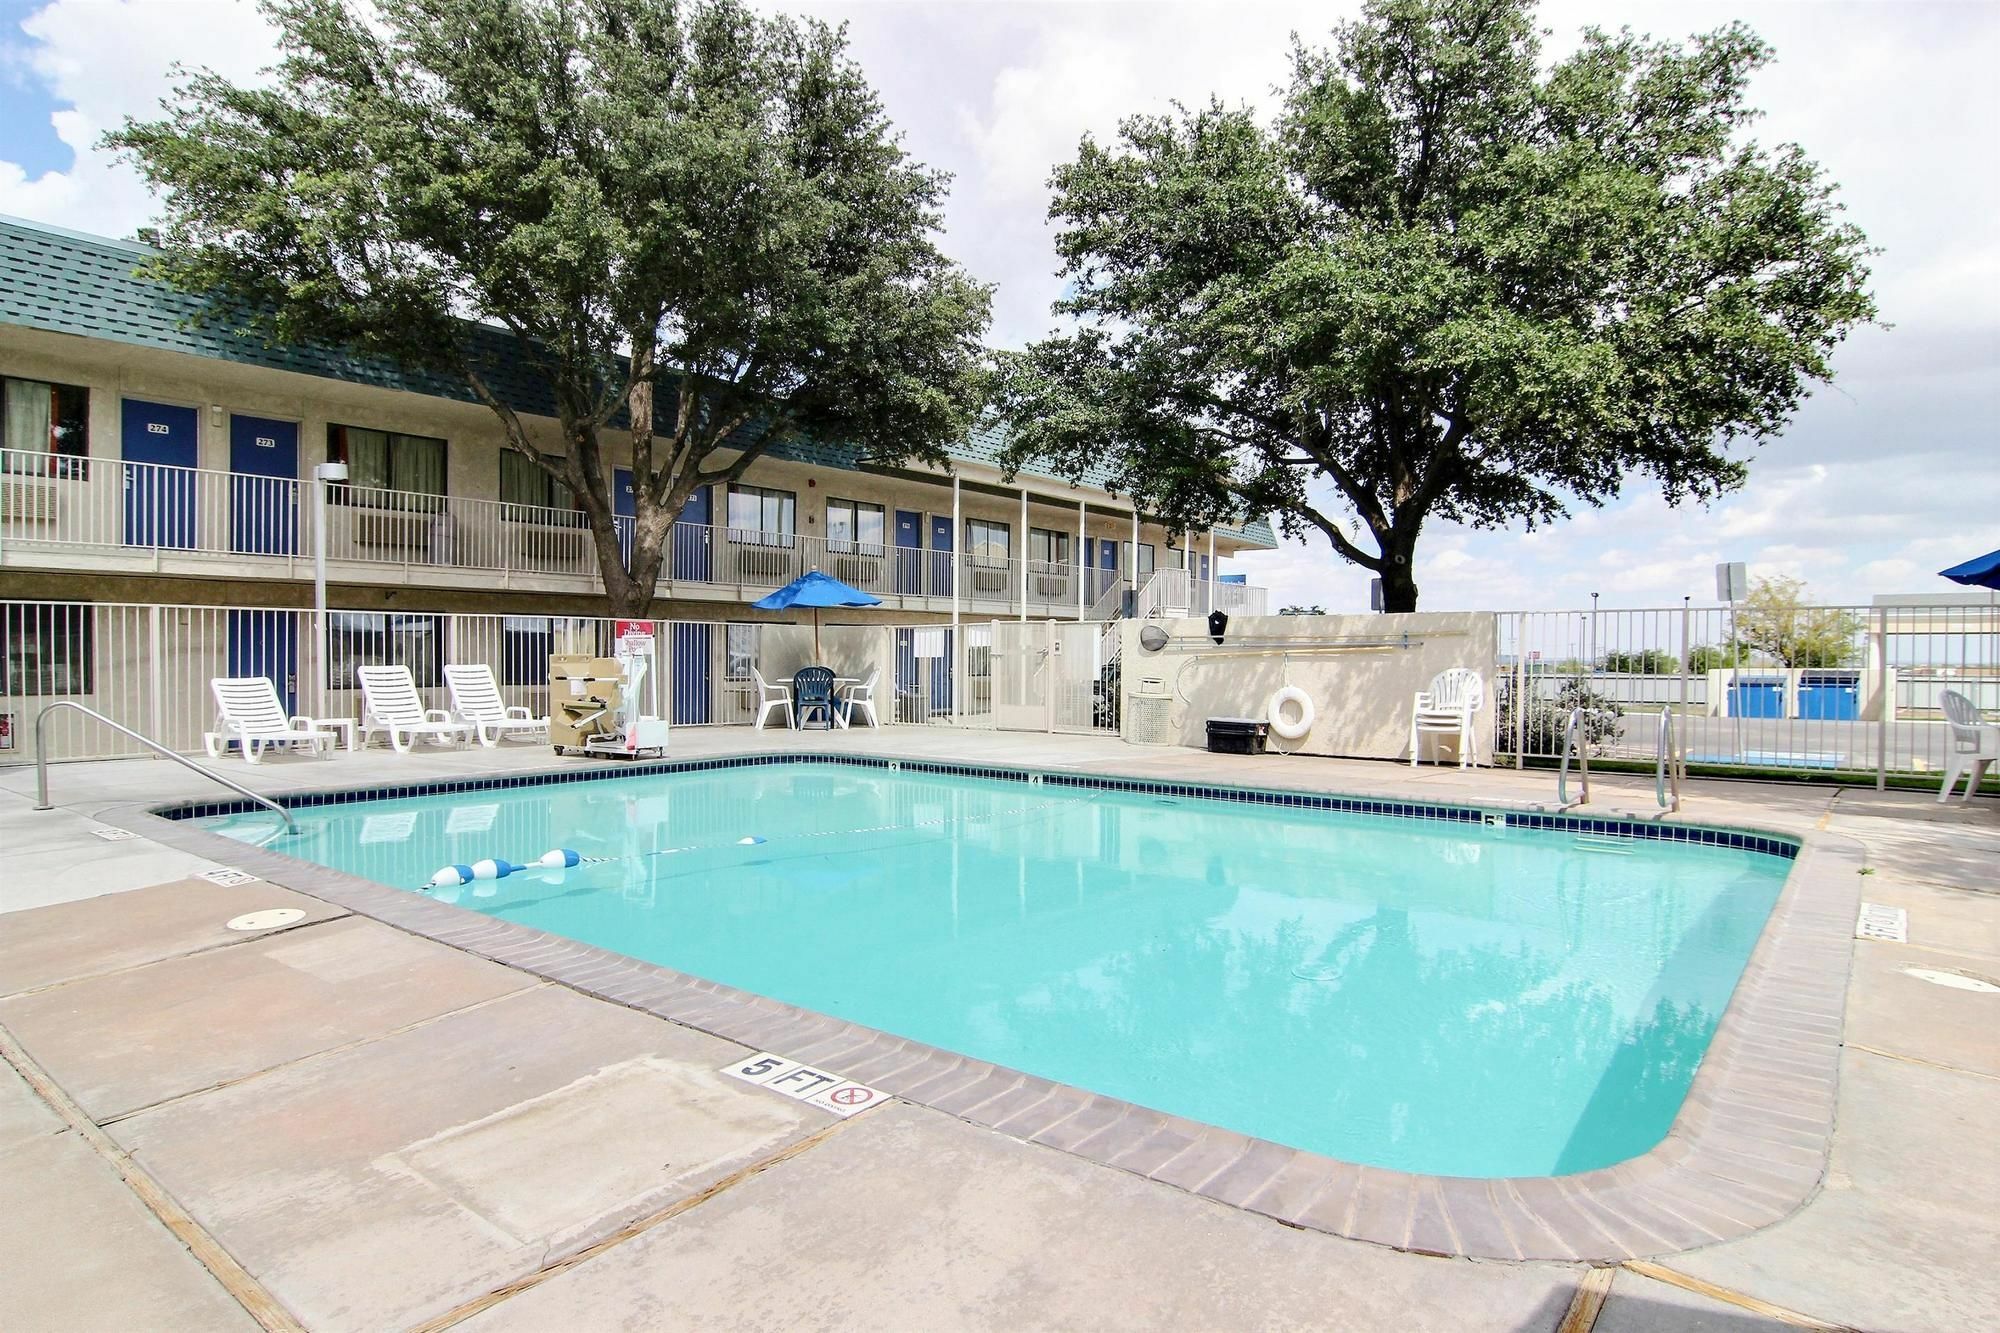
[[721, 1051, 889, 1119]]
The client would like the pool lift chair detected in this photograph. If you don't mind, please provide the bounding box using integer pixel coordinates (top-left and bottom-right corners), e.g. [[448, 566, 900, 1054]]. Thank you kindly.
[[551, 636, 668, 759]]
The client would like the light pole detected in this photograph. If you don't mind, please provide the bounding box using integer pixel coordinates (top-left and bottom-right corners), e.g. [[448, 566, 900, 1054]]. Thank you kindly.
[[313, 461, 348, 718]]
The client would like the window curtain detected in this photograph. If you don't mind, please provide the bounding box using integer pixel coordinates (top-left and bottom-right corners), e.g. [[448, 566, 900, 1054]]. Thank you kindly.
[[3, 377, 52, 457], [341, 427, 392, 490], [392, 434, 445, 496]]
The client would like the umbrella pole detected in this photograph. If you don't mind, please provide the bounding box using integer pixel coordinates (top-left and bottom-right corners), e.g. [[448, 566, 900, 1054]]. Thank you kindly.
[[815, 608, 822, 665]]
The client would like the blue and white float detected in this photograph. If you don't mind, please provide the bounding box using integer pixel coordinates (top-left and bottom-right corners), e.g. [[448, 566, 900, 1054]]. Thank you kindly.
[[427, 849, 582, 890]]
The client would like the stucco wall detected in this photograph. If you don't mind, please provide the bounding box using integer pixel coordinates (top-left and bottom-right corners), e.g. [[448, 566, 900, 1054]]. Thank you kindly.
[[1119, 612, 1498, 762]]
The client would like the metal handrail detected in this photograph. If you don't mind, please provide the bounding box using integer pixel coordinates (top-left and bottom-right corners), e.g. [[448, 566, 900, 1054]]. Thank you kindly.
[[32, 701, 300, 835], [1557, 706, 1590, 807], [1656, 709, 1682, 812]]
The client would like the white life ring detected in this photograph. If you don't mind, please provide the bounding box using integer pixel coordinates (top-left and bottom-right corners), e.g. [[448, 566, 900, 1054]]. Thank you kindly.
[[1267, 686, 1315, 741]]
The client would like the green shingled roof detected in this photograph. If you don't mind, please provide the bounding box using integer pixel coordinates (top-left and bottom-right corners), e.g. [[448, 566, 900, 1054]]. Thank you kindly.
[[0, 214, 1274, 547]]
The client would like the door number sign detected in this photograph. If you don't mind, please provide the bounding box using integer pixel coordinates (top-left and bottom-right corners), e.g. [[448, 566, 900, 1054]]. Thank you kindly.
[[721, 1051, 889, 1119]]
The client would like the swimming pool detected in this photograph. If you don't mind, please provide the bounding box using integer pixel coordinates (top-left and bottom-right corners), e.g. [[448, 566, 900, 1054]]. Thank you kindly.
[[199, 760, 1794, 1179]]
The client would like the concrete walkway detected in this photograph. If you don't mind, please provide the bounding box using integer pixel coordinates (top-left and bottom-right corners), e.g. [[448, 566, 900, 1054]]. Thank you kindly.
[[2, 729, 1995, 1331]]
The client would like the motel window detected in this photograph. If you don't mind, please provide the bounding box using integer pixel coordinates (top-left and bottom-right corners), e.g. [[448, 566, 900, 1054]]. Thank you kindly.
[[499, 451, 578, 519], [327, 424, 446, 509], [326, 611, 444, 689], [1028, 527, 1071, 568], [2, 376, 89, 478], [1124, 542, 1156, 580], [500, 616, 553, 687], [2, 603, 92, 696], [966, 518, 1011, 567], [826, 498, 885, 555], [726, 484, 795, 546], [725, 623, 759, 681]]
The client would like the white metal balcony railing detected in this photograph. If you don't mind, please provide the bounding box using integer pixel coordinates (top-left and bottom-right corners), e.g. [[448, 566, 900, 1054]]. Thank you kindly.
[[0, 450, 1268, 613]]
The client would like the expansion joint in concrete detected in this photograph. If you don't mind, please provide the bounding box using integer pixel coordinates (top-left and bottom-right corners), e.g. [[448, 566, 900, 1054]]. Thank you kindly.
[[0, 1022, 304, 1333], [408, 1110, 868, 1331]]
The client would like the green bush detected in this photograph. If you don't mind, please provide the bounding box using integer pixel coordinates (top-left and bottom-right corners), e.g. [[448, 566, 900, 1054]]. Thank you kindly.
[[1497, 679, 1624, 757]]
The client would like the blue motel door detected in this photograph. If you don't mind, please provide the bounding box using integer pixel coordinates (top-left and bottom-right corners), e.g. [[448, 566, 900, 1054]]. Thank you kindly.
[[928, 515, 953, 597], [121, 399, 198, 549], [613, 469, 636, 568], [895, 510, 922, 594], [227, 610, 297, 714], [229, 415, 299, 555], [672, 485, 712, 581], [671, 622, 711, 723]]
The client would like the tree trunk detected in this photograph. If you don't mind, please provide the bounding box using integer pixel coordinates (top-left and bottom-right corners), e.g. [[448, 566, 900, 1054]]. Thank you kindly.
[[1378, 527, 1421, 612]]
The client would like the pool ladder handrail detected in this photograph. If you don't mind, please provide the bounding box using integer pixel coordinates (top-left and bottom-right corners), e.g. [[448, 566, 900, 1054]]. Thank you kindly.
[[1557, 706, 1590, 808], [1656, 708, 1683, 813], [32, 700, 300, 836]]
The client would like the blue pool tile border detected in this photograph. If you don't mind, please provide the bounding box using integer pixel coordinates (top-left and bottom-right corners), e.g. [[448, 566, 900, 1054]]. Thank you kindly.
[[157, 751, 1800, 860]]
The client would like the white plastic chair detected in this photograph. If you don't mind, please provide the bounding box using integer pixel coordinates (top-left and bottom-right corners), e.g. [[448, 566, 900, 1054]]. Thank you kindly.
[[444, 663, 549, 747], [1938, 690, 1998, 802], [751, 667, 793, 731], [203, 677, 336, 764], [1410, 667, 1484, 768], [840, 668, 881, 729], [357, 665, 472, 753]]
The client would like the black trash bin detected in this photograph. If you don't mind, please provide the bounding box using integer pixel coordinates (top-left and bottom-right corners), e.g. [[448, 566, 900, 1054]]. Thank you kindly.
[[1206, 717, 1269, 755]]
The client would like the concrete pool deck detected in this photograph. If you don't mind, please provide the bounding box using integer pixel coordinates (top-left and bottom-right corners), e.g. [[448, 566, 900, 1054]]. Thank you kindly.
[[2, 728, 1996, 1331]]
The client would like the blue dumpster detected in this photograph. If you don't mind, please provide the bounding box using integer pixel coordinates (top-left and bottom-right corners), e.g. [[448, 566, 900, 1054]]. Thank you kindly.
[[1728, 677, 1785, 718], [1797, 671, 1860, 720]]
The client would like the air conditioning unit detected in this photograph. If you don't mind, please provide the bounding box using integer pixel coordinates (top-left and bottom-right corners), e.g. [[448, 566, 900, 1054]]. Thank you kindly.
[[0, 480, 57, 523], [736, 545, 793, 582]]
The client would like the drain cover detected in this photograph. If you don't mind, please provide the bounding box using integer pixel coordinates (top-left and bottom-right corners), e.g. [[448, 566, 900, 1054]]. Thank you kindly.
[[226, 909, 305, 932], [1900, 967, 2000, 994]]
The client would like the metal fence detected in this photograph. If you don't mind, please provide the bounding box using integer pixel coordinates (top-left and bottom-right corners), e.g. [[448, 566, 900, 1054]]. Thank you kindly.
[[0, 599, 1055, 764], [10, 594, 1991, 786], [1496, 601, 2000, 785]]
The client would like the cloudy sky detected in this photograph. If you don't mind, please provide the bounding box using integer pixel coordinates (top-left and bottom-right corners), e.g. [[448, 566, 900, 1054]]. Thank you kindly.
[[2, 0, 1994, 611]]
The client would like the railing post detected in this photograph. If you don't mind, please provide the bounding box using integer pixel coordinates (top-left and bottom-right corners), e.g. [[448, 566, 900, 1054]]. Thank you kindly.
[[1875, 604, 1890, 792], [1512, 617, 1525, 770], [149, 604, 164, 743]]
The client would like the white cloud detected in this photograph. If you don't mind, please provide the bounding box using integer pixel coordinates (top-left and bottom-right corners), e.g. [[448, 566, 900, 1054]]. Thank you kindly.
[[3, 0, 1995, 613], [0, 0, 276, 234]]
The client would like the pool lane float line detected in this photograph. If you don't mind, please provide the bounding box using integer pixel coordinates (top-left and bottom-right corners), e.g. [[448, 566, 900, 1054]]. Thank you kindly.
[[418, 797, 1079, 890], [427, 848, 587, 889]]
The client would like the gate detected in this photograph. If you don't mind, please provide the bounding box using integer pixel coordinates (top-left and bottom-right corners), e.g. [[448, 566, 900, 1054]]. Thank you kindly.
[[991, 620, 1048, 731], [992, 619, 1115, 733]]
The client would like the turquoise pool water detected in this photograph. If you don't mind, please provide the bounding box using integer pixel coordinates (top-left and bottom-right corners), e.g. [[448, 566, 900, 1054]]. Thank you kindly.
[[201, 762, 1792, 1178]]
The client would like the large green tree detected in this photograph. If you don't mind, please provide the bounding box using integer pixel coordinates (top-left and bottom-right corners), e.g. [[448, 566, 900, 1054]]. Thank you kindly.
[[994, 0, 1875, 611], [110, 0, 990, 614]]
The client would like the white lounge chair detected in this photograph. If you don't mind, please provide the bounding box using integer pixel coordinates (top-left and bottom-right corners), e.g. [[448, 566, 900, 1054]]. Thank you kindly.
[[751, 667, 793, 731], [357, 664, 472, 753], [1411, 667, 1484, 768], [204, 677, 337, 764], [840, 668, 881, 729], [1938, 689, 1998, 802], [445, 663, 549, 747]]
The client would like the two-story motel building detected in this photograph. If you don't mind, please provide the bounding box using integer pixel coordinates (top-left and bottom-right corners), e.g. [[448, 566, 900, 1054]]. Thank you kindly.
[[0, 214, 1273, 745]]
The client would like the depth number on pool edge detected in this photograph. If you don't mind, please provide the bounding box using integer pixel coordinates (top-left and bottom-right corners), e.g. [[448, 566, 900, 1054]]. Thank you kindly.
[[721, 1052, 889, 1119]]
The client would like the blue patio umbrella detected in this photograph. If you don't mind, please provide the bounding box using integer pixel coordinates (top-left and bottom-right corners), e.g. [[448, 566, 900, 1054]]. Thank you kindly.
[[1939, 549, 2000, 591], [751, 569, 882, 662]]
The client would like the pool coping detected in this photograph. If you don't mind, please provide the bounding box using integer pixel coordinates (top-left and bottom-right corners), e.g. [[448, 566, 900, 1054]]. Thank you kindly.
[[109, 751, 1864, 1264]]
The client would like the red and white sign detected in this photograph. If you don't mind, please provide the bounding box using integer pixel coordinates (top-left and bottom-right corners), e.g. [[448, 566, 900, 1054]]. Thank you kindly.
[[0, 712, 13, 751]]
